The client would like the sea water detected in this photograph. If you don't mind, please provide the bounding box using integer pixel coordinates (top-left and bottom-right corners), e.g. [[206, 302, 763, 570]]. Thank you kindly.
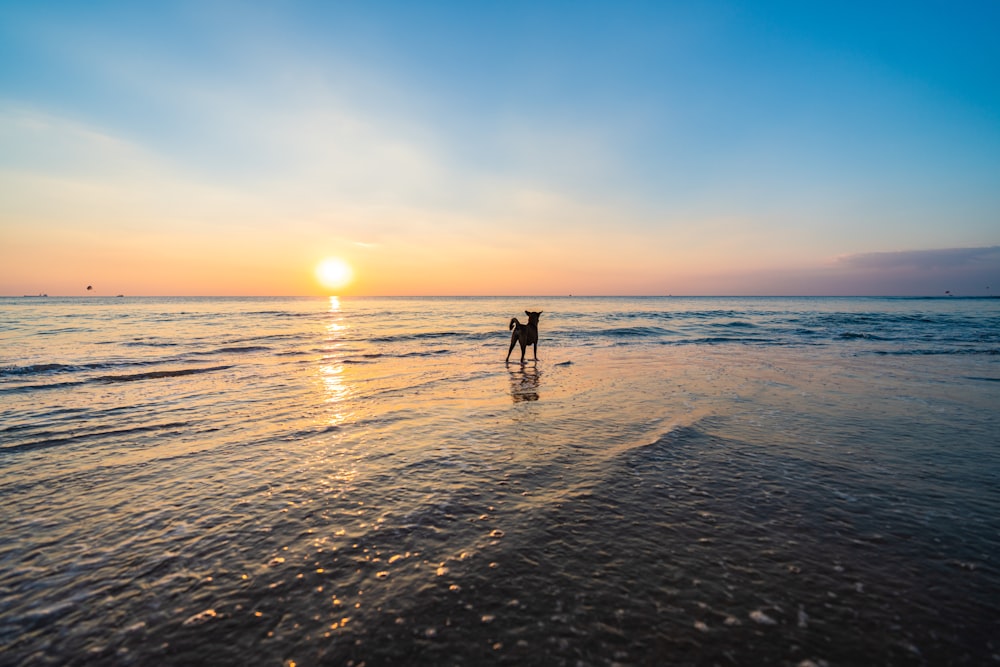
[[1, 296, 998, 665]]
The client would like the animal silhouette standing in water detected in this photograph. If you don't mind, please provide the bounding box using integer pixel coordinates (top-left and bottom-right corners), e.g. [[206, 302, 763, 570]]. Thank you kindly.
[[506, 311, 542, 363]]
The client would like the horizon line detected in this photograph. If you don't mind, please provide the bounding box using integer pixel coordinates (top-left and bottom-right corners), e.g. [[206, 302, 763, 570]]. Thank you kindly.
[[4, 293, 992, 299]]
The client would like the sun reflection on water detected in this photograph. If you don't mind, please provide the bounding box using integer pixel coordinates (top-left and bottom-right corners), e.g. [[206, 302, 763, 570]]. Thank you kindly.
[[319, 295, 351, 426]]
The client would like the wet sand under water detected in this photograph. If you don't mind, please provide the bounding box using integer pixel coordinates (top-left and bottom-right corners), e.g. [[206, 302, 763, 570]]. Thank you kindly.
[[3, 339, 999, 666]]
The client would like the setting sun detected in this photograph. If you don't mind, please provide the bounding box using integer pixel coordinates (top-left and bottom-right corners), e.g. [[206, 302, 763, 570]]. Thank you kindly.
[[315, 258, 354, 291]]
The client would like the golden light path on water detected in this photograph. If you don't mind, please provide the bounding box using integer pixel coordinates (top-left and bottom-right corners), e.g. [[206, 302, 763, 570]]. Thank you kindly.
[[320, 296, 351, 427]]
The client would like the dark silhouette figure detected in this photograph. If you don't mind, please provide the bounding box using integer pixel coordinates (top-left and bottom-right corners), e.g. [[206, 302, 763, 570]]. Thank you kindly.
[[506, 311, 542, 363]]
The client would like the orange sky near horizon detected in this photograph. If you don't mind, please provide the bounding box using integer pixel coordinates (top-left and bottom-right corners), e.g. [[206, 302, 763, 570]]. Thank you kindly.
[[2, 205, 998, 297], [0, 202, 859, 297]]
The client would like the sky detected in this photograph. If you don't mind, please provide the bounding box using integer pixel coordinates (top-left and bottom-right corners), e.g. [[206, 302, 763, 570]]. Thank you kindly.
[[1, 1, 998, 296]]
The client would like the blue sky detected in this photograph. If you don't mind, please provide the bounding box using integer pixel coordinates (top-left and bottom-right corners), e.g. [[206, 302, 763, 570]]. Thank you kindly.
[[1, 1, 998, 295]]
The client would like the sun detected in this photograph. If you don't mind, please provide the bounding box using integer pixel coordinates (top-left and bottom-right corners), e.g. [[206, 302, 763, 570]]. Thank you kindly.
[[315, 258, 354, 291]]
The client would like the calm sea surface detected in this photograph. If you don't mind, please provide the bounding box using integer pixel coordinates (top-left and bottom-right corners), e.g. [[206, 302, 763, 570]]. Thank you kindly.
[[2, 296, 999, 666]]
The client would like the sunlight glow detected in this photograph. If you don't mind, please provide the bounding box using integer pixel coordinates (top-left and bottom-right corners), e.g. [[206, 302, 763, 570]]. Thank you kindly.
[[316, 258, 354, 291], [318, 295, 351, 426]]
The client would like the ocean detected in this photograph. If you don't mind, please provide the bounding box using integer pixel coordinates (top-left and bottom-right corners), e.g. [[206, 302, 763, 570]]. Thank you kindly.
[[1, 295, 998, 666]]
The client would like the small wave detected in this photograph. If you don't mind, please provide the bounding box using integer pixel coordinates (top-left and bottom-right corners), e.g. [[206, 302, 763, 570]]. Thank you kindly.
[[606, 326, 670, 337], [0, 379, 87, 394], [337, 349, 452, 363], [1, 421, 193, 455], [0, 361, 157, 378], [623, 423, 713, 467], [560, 326, 670, 340], [36, 327, 90, 336], [712, 320, 758, 328], [206, 346, 271, 354], [368, 332, 465, 343], [95, 366, 232, 383], [244, 310, 318, 318], [872, 348, 999, 356], [400, 349, 452, 357], [0, 363, 77, 377], [676, 336, 777, 346], [0, 359, 184, 383], [124, 339, 180, 348], [607, 311, 677, 321], [231, 333, 309, 344], [838, 332, 885, 340]]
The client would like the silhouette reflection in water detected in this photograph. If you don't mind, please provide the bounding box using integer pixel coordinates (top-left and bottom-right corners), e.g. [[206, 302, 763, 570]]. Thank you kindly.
[[508, 362, 540, 402]]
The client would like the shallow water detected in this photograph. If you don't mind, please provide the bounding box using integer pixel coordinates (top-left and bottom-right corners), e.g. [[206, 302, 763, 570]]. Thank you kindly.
[[2, 296, 999, 665]]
